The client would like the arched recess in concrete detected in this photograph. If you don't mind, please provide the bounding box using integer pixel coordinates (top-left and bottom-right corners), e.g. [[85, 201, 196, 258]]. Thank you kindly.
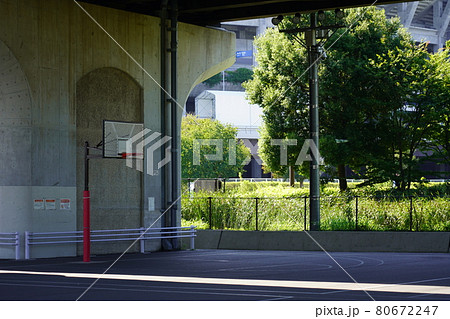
[[76, 67, 143, 254]]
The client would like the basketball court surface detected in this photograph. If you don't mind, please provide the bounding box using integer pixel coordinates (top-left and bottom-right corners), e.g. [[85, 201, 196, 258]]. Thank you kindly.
[[0, 250, 449, 301]]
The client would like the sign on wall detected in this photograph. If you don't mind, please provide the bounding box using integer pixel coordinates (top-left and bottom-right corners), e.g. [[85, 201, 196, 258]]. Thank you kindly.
[[236, 50, 253, 58], [45, 199, 56, 210], [60, 199, 71, 210], [33, 199, 44, 210]]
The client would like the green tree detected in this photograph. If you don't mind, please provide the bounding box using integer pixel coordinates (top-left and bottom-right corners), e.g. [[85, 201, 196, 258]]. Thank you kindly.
[[243, 27, 310, 183], [202, 72, 222, 87], [365, 41, 445, 190], [245, 7, 443, 191], [226, 68, 254, 84], [181, 115, 250, 178], [420, 42, 450, 174], [320, 8, 413, 191]]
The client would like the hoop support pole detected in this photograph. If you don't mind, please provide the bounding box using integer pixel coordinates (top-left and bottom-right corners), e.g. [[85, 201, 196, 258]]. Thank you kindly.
[[83, 190, 91, 262], [83, 141, 91, 262]]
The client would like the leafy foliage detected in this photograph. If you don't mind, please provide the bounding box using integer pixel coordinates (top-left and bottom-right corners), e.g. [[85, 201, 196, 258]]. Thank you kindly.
[[202, 72, 222, 87], [244, 7, 450, 190], [419, 42, 450, 173], [320, 8, 412, 189], [361, 42, 444, 189], [181, 115, 250, 178], [226, 68, 253, 84], [202, 68, 254, 87], [243, 28, 310, 177]]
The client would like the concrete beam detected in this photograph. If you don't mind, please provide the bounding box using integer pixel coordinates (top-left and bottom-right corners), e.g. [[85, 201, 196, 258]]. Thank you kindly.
[[414, 0, 438, 21], [438, 0, 450, 37], [408, 26, 439, 44], [433, 0, 450, 48], [399, 1, 419, 28]]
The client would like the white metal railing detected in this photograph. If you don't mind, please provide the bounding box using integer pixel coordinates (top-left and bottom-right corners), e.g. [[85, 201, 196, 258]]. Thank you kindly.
[[226, 178, 285, 182], [0, 232, 20, 260], [25, 226, 196, 260]]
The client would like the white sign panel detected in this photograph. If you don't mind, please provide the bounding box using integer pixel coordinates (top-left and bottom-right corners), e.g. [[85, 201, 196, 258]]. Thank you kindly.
[[148, 197, 155, 211], [34, 199, 44, 210], [60, 198, 71, 210], [45, 199, 56, 210]]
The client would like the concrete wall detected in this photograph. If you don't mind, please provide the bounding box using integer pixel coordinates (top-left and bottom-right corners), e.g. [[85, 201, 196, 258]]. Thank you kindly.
[[0, 0, 235, 259], [76, 67, 143, 255], [196, 230, 450, 253]]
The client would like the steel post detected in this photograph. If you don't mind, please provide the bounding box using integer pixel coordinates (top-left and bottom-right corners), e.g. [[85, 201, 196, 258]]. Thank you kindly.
[[25, 231, 30, 260], [160, 0, 168, 227], [308, 13, 320, 231], [83, 141, 91, 262], [170, 0, 179, 249], [255, 197, 259, 231], [208, 197, 212, 229], [409, 196, 413, 231], [83, 190, 91, 262], [140, 227, 145, 253], [304, 196, 307, 231], [190, 225, 195, 250], [15, 232, 20, 260]]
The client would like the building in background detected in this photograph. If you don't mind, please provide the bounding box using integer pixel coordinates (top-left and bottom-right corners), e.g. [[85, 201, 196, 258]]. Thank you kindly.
[[184, 18, 274, 179], [380, 0, 449, 51], [185, 18, 273, 113], [195, 90, 270, 178]]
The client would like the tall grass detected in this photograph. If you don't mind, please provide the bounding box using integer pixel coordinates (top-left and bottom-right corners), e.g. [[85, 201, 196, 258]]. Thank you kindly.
[[181, 182, 449, 231]]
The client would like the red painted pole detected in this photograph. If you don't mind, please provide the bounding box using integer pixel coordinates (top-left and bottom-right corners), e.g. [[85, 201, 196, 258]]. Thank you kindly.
[[83, 190, 90, 262]]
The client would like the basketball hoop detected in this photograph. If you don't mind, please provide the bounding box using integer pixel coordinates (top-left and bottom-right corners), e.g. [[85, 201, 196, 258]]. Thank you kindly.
[[103, 120, 144, 159], [120, 152, 144, 159], [83, 120, 144, 263]]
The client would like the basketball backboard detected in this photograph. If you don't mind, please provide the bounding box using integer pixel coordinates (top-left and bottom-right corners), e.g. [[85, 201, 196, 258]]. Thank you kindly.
[[103, 120, 144, 158]]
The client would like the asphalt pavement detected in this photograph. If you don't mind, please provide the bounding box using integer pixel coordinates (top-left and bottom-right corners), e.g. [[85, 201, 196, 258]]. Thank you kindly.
[[0, 250, 449, 301]]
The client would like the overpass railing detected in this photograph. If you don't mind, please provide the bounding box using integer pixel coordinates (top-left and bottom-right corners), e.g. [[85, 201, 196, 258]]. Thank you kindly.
[[0, 232, 20, 260], [24, 226, 196, 260]]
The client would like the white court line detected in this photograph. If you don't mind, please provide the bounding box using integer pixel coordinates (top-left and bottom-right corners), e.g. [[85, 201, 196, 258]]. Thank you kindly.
[[216, 262, 333, 272], [1, 269, 450, 296]]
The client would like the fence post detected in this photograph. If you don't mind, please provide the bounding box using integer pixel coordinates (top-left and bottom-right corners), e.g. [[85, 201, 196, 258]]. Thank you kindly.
[[25, 231, 30, 260], [409, 196, 413, 232], [208, 197, 212, 229], [140, 227, 145, 254], [255, 197, 259, 231], [15, 232, 20, 260], [355, 195, 359, 231], [190, 225, 195, 250], [188, 178, 191, 195], [304, 196, 307, 231]]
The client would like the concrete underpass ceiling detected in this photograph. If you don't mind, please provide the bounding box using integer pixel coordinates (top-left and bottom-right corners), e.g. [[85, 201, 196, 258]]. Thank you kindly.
[[79, 0, 419, 26]]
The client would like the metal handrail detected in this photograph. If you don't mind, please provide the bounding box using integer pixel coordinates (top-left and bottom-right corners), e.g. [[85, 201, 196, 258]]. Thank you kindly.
[[0, 232, 20, 260], [25, 226, 196, 259]]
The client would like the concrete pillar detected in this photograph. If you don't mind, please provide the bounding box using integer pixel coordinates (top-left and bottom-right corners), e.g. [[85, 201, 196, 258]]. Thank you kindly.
[[0, 0, 235, 258]]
